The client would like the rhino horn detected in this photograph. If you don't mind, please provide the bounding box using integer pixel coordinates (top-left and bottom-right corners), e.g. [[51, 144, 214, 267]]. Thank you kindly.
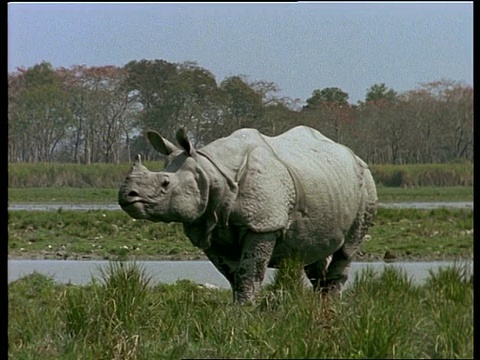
[[135, 154, 142, 164], [132, 154, 147, 173]]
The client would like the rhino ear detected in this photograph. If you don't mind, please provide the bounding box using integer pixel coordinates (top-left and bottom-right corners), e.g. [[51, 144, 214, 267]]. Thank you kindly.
[[147, 130, 179, 155], [176, 129, 196, 157]]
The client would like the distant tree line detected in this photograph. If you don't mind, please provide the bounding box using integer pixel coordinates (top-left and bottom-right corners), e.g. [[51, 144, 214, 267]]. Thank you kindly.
[[8, 60, 473, 164]]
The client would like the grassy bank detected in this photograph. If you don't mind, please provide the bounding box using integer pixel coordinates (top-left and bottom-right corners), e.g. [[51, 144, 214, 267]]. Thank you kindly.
[[8, 187, 119, 204], [8, 185, 474, 204], [8, 261, 473, 359], [8, 161, 162, 188], [375, 185, 472, 202], [369, 163, 473, 187], [8, 208, 473, 262], [8, 162, 473, 188]]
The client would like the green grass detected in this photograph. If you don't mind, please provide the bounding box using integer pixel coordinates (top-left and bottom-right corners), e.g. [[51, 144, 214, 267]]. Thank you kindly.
[[7, 209, 200, 261], [362, 208, 473, 261], [8, 208, 473, 262], [8, 187, 119, 204], [8, 261, 473, 359], [376, 185, 473, 202], [8, 186, 474, 204]]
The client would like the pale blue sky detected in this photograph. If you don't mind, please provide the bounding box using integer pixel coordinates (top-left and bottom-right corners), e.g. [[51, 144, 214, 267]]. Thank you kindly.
[[8, 2, 473, 104]]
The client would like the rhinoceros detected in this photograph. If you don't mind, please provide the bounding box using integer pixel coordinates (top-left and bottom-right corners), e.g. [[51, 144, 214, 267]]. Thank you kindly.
[[118, 126, 377, 303]]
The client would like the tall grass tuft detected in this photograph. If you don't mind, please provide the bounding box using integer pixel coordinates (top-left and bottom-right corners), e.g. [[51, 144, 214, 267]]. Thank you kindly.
[[256, 255, 312, 313], [269, 255, 307, 293], [8, 272, 65, 358], [63, 261, 153, 359], [420, 263, 474, 358], [332, 267, 423, 358]]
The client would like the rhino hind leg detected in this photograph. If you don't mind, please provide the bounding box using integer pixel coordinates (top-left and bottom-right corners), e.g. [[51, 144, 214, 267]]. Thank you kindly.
[[303, 198, 376, 293], [307, 206, 376, 294], [304, 256, 332, 291], [304, 251, 350, 293], [317, 248, 352, 293]]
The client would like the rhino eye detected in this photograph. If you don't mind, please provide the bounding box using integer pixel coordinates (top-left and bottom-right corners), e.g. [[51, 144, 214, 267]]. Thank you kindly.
[[161, 179, 170, 188]]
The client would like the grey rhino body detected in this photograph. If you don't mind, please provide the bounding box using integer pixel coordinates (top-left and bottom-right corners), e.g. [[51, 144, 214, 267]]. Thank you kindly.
[[118, 126, 378, 303]]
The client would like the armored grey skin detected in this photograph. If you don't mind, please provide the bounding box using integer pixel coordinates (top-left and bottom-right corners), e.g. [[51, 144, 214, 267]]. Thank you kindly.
[[118, 126, 377, 304]]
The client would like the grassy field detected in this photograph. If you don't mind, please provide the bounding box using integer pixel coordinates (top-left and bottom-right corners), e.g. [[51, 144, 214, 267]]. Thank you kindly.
[[8, 261, 473, 359], [8, 208, 473, 262], [8, 162, 473, 188], [375, 185, 472, 203], [369, 163, 473, 187], [8, 187, 119, 204], [8, 185, 474, 204], [8, 162, 474, 359]]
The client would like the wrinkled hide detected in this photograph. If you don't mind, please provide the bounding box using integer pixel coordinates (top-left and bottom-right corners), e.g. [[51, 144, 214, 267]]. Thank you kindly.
[[118, 126, 378, 303]]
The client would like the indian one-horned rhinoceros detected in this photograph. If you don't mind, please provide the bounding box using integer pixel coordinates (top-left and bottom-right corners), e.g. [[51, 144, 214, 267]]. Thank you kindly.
[[118, 126, 378, 304]]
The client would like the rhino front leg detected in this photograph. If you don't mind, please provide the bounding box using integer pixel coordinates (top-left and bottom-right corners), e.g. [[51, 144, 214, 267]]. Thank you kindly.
[[234, 232, 277, 304]]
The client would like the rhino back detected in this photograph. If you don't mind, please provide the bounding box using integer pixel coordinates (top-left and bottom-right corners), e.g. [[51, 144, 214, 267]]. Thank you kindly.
[[200, 126, 373, 250], [267, 126, 366, 214], [200, 128, 265, 180], [264, 126, 373, 261]]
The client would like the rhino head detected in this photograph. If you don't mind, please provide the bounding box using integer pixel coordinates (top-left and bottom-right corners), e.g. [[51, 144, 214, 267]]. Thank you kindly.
[[118, 129, 210, 225]]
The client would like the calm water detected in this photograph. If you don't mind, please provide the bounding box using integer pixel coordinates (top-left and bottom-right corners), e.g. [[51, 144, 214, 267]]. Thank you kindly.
[[7, 260, 472, 288]]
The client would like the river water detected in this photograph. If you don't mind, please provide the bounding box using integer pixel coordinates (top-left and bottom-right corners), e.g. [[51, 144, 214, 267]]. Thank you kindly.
[[7, 260, 473, 288]]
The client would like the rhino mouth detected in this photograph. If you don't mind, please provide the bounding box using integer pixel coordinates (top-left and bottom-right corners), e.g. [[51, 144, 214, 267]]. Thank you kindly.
[[118, 188, 151, 210], [119, 200, 152, 219], [120, 200, 175, 223], [119, 198, 144, 208]]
